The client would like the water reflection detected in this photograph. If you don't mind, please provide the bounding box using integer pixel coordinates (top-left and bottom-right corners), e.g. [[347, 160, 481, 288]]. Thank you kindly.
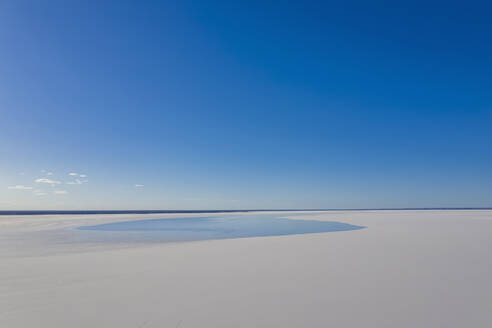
[[78, 215, 365, 243]]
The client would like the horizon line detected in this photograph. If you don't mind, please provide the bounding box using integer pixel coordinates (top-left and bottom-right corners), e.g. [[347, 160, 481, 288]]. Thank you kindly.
[[1, 207, 492, 215]]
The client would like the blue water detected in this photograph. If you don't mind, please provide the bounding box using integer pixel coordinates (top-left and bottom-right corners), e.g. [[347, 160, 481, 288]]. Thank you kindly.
[[77, 215, 365, 242]]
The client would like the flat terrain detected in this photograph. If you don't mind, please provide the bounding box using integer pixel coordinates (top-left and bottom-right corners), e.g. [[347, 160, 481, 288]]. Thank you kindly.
[[1, 210, 492, 327]]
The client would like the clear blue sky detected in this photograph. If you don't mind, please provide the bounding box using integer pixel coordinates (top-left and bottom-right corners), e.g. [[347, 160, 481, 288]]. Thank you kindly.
[[1, 0, 491, 210]]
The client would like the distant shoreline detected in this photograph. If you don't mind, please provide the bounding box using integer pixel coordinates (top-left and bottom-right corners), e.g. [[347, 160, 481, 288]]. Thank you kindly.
[[1, 208, 491, 215]]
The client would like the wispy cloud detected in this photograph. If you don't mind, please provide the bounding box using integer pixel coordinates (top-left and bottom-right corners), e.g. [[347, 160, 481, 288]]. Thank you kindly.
[[68, 173, 78, 176], [54, 190, 68, 195], [33, 190, 47, 196], [35, 178, 61, 185], [79, 174, 87, 178], [135, 184, 144, 188], [47, 172, 53, 176], [67, 179, 83, 185], [8, 185, 33, 190]]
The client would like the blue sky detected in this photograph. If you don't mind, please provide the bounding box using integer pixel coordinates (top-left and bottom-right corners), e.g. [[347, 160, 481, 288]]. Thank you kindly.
[[1, 1, 491, 209]]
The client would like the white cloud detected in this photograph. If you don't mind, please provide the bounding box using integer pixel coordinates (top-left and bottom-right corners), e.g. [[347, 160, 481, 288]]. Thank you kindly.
[[8, 185, 33, 190], [33, 190, 47, 196], [79, 174, 87, 178], [47, 172, 53, 176], [54, 190, 68, 195], [67, 179, 83, 185], [69, 173, 78, 176], [35, 178, 61, 185], [135, 184, 144, 188]]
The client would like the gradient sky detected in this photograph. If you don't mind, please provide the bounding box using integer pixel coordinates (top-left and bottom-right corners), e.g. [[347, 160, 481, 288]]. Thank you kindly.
[[1, 1, 491, 210]]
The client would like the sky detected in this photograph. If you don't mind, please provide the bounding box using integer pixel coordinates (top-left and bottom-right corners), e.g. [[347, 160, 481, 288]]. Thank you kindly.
[[1, 0, 491, 210]]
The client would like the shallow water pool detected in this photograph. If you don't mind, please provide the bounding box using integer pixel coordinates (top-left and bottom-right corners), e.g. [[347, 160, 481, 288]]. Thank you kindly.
[[78, 215, 365, 243]]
